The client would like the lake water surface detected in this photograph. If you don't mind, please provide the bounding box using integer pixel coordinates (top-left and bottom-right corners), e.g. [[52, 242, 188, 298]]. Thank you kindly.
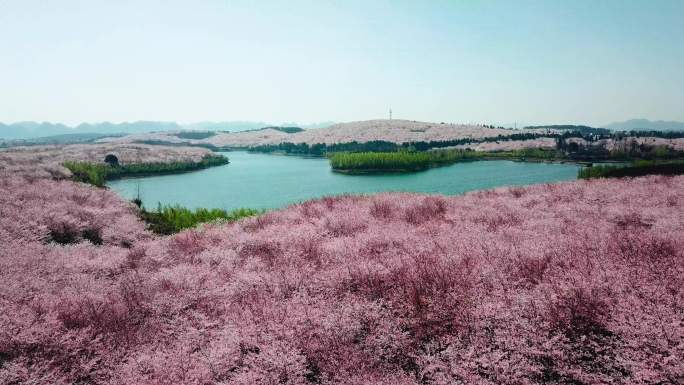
[[108, 151, 581, 210]]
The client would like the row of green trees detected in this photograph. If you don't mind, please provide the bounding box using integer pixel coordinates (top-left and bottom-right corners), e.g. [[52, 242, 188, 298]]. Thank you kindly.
[[485, 148, 564, 160], [556, 138, 683, 161], [250, 141, 398, 156], [328, 148, 563, 172], [64, 154, 229, 187], [578, 160, 684, 179], [137, 204, 261, 234], [617, 130, 684, 139]]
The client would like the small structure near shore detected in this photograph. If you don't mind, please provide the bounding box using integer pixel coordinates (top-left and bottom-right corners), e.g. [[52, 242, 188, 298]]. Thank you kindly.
[[104, 153, 119, 166]]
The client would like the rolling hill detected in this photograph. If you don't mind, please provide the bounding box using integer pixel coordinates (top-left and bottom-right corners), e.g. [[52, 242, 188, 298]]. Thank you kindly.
[[99, 119, 549, 148]]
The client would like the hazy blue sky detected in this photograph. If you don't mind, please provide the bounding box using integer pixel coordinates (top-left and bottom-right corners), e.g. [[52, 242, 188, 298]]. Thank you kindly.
[[1, 0, 682, 126]]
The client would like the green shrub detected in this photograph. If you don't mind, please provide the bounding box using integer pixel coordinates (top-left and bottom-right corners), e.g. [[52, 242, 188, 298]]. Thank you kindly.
[[63, 161, 107, 187], [139, 204, 261, 234], [329, 151, 432, 171]]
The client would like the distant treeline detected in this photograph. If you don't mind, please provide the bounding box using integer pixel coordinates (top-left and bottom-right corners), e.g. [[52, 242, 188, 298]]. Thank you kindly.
[[64, 154, 229, 187], [614, 130, 684, 139], [267, 126, 304, 133], [528, 126, 684, 139], [137, 203, 261, 234], [578, 160, 684, 179], [556, 137, 683, 161], [237, 126, 304, 134], [249, 132, 561, 156], [172, 131, 217, 140], [329, 148, 564, 173]]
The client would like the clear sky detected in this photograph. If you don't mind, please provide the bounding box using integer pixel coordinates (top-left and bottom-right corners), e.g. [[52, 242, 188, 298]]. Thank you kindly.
[[1, 0, 682, 126]]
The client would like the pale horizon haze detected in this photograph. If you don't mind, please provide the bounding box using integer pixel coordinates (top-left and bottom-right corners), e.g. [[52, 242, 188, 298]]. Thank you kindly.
[[1, 0, 683, 127]]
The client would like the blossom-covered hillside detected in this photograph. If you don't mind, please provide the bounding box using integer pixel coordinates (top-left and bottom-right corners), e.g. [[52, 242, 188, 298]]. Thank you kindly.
[[566, 137, 684, 152], [450, 137, 558, 152], [99, 119, 549, 148], [1, 174, 682, 384], [0, 143, 214, 179]]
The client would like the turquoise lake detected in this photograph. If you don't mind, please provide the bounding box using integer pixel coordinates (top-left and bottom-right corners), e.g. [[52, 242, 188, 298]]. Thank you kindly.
[[107, 151, 582, 210]]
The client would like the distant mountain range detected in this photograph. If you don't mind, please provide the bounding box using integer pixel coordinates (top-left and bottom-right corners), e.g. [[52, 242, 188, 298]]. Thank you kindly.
[[4, 118, 682, 141], [603, 119, 684, 131], [0, 121, 335, 140], [0, 121, 181, 140]]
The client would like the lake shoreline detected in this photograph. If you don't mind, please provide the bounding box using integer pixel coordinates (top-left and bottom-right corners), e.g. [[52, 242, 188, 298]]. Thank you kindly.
[[107, 151, 581, 211]]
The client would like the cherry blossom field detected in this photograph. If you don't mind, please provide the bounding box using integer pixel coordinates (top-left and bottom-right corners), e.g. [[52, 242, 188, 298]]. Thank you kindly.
[[0, 143, 214, 179], [1, 171, 682, 384], [98, 120, 551, 148], [566, 137, 684, 152], [449, 138, 558, 152]]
